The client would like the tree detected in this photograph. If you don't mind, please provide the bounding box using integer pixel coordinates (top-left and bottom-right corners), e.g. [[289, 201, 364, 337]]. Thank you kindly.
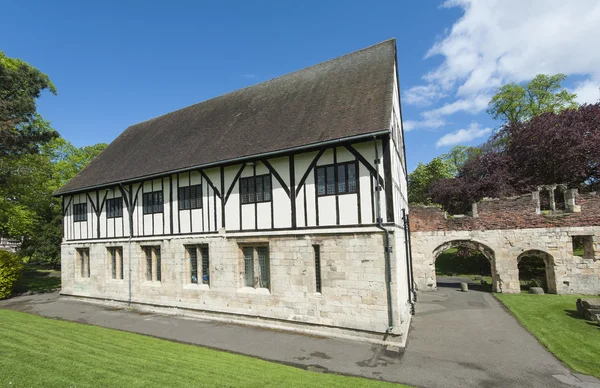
[[0, 52, 58, 157], [408, 157, 453, 204], [441, 145, 481, 176], [506, 103, 600, 190], [429, 103, 600, 213], [487, 74, 578, 126], [19, 139, 107, 267]]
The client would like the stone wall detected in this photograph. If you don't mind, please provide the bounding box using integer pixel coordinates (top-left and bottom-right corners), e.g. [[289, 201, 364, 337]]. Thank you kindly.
[[409, 191, 600, 295], [61, 228, 411, 342]]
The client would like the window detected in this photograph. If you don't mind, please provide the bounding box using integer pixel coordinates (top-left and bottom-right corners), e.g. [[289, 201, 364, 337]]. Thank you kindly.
[[77, 248, 90, 278], [108, 247, 123, 279], [74, 203, 87, 222], [572, 236, 595, 260], [240, 175, 272, 204], [143, 191, 164, 214], [143, 246, 161, 282], [242, 246, 270, 289], [179, 184, 202, 210], [187, 245, 210, 285], [106, 198, 123, 218], [316, 161, 357, 196], [314, 245, 322, 293]]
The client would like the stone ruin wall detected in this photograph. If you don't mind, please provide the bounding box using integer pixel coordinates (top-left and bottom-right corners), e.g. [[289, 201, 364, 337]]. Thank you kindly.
[[409, 191, 600, 294]]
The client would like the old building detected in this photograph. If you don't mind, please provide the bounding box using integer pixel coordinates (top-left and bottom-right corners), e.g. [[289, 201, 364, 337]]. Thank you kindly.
[[54, 39, 414, 344], [410, 189, 600, 294]]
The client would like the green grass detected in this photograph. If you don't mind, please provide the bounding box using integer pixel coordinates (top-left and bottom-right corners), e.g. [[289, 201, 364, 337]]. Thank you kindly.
[[13, 266, 61, 294], [495, 293, 600, 378], [0, 309, 409, 388]]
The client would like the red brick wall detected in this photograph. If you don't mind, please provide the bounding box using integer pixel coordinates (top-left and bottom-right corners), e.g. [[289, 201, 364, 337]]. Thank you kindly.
[[410, 192, 600, 232]]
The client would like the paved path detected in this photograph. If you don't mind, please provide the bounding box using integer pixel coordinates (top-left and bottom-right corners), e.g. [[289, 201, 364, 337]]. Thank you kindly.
[[1, 288, 599, 388]]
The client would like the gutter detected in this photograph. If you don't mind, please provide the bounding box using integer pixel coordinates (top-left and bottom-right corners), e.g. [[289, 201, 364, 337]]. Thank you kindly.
[[373, 136, 395, 334], [53, 130, 391, 197]]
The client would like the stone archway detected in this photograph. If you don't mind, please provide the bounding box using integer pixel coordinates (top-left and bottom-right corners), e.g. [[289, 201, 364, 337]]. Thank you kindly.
[[517, 250, 557, 294], [432, 239, 500, 292]]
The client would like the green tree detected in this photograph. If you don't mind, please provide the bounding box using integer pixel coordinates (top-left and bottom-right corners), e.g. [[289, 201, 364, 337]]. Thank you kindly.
[[487, 74, 578, 125], [20, 139, 107, 267], [441, 145, 481, 176], [0, 52, 58, 157], [408, 157, 453, 204]]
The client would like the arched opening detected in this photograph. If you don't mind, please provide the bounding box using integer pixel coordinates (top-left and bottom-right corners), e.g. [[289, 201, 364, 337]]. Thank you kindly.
[[433, 240, 497, 292], [517, 250, 556, 294]]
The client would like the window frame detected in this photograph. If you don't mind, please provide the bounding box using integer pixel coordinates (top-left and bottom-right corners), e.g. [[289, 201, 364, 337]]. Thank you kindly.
[[142, 246, 161, 282], [73, 203, 88, 222], [314, 245, 322, 293], [315, 161, 358, 197], [106, 197, 123, 219], [142, 191, 164, 214], [186, 245, 210, 285], [240, 245, 270, 290], [178, 184, 203, 211], [240, 174, 272, 205], [107, 246, 124, 280], [77, 248, 90, 278]]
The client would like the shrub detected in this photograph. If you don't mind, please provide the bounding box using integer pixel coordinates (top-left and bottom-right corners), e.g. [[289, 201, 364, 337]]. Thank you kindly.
[[0, 250, 24, 299]]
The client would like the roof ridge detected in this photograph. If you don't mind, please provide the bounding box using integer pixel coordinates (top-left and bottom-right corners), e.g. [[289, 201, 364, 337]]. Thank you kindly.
[[129, 38, 396, 129]]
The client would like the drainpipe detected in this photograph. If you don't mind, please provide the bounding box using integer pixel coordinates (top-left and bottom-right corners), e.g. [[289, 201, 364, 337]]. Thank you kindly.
[[406, 213, 417, 304], [373, 137, 395, 333], [118, 183, 133, 306], [402, 209, 416, 314]]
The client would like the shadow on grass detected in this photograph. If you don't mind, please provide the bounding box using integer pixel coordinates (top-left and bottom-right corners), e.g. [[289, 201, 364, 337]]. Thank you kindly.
[[564, 310, 600, 329], [13, 267, 61, 294], [564, 309, 586, 320]]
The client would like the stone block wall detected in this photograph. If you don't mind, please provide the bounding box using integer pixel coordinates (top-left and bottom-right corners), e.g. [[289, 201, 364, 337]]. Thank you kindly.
[[61, 229, 411, 339], [409, 191, 600, 295]]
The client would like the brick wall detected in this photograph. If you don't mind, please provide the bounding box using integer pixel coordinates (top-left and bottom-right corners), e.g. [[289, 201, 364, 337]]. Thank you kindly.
[[410, 192, 600, 232]]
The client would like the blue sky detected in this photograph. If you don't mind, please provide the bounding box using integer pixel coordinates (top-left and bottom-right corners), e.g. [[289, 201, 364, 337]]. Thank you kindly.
[[3, 1, 600, 171]]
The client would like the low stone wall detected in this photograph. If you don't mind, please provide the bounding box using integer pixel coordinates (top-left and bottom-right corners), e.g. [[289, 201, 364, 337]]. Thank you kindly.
[[61, 229, 411, 342]]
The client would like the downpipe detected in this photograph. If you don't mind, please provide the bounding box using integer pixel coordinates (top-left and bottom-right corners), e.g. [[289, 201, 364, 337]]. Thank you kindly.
[[402, 209, 416, 315], [406, 213, 417, 304], [119, 182, 133, 306], [373, 137, 395, 334]]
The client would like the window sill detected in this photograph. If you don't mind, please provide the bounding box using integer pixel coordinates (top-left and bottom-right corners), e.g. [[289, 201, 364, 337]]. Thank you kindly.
[[142, 281, 162, 287], [237, 287, 271, 295], [183, 284, 210, 291]]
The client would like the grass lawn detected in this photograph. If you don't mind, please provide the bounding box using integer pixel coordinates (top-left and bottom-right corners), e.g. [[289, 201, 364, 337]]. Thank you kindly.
[[0, 309, 409, 388], [495, 293, 600, 378], [13, 266, 61, 294]]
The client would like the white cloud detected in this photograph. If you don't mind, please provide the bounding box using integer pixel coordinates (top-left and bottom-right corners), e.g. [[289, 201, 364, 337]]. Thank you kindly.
[[241, 73, 257, 79], [435, 122, 491, 148], [424, 94, 491, 117], [403, 84, 446, 106], [404, 0, 600, 121], [404, 117, 445, 132], [572, 78, 600, 104], [427, 0, 600, 99]]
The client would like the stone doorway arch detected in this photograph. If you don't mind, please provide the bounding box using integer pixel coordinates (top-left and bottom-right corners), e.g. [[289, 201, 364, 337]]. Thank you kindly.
[[432, 239, 499, 292], [517, 250, 557, 294]]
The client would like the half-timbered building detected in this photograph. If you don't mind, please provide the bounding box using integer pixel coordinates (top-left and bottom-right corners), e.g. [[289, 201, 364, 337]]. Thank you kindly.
[[55, 39, 414, 344]]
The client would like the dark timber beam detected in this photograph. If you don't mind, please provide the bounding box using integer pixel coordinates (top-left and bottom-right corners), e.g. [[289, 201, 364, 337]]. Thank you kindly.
[[224, 164, 246, 204], [295, 148, 326, 197], [262, 159, 290, 198], [344, 144, 385, 189]]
